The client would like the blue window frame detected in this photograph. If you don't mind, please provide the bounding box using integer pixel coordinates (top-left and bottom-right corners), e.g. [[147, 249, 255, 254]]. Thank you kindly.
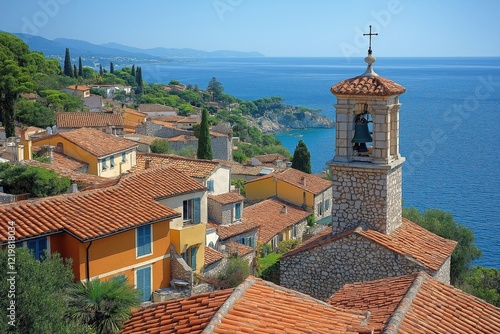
[[27, 237, 47, 261], [235, 202, 242, 220], [102, 157, 107, 170], [239, 236, 255, 248], [193, 197, 201, 224], [182, 246, 198, 270], [136, 266, 152, 302], [110, 155, 115, 168], [122, 152, 127, 162], [207, 180, 214, 192], [137, 225, 152, 257]]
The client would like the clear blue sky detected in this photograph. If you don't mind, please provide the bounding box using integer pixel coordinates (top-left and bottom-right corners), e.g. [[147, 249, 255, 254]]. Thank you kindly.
[[1, 0, 499, 57]]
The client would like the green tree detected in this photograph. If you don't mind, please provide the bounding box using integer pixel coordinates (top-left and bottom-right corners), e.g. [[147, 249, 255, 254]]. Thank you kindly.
[[402, 207, 482, 284], [73, 64, 77, 78], [110, 61, 114, 73], [66, 277, 141, 334], [78, 56, 83, 77], [218, 256, 250, 289], [99, 64, 103, 76], [130, 64, 135, 77], [63, 47, 72, 76], [150, 138, 170, 154], [207, 77, 224, 102], [291, 140, 311, 174], [458, 266, 500, 306], [0, 248, 84, 334], [135, 67, 143, 94], [231, 178, 246, 196], [15, 99, 55, 128], [197, 108, 212, 160], [0, 164, 70, 198], [40, 89, 83, 111], [0, 32, 36, 137]]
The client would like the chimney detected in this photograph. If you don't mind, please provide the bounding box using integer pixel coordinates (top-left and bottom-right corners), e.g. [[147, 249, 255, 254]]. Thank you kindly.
[[281, 205, 287, 214], [301, 176, 306, 187], [145, 158, 151, 169], [41, 144, 55, 164], [69, 182, 78, 193]]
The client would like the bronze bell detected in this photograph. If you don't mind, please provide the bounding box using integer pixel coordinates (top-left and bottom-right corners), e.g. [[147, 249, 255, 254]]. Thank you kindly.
[[352, 121, 373, 144]]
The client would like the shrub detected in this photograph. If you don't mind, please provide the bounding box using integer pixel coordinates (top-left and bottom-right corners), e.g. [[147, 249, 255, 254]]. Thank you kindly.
[[150, 138, 170, 154], [276, 239, 299, 254]]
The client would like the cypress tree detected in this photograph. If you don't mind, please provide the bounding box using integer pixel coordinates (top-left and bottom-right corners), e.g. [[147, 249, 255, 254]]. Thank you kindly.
[[291, 140, 312, 174], [131, 64, 135, 77], [197, 108, 213, 160], [73, 64, 77, 78], [135, 67, 143, 94], [63, 48, 72, 76], [110, 62, 114, 73], [78, 57, 83, 77], [99, 64, 103, 76]]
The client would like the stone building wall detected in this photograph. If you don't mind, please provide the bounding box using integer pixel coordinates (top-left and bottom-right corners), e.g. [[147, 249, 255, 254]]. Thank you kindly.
[[221, 229, 258, 247], [280, 232, 427, 300], [433, 256, 452, 285], [204, 252, 256, 279], [212, 136, 232, 161], [207, 198, 233, 225], [329, 163, 402, 235], [313, 187, 334, 223], [169, 246, 193, 289]]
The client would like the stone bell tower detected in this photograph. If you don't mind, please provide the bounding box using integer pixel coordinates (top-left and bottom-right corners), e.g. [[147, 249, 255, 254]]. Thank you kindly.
[[329, 27, 406, 235]]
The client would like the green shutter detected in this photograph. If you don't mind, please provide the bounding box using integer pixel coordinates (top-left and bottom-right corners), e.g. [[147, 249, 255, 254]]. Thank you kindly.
[[194, 197, 201, 224], [191, 247, 197, 270]]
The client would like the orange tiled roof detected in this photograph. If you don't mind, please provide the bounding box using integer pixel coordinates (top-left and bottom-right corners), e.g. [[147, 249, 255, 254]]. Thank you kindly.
[[224, 241, 254, 257], [329, 272, 500, 333], [66, 85, 90, 91], [22, 160, 108, 187], [205, 247, 225, 266], [0, 185, 180, 243], [149, 115, 184, 123], [105, 165, 206, 200], [31, 147, 88, 171], [121, 107, 147, 117], [214, 159, 286, 176], [216, 220, 260, 240], [330, 75, 406, 96], [38, 128, 137, 158], [244, 198, 310, 244], [283, 218, 456, 271], [139, 103, 178, 113], [167, 134, 194, 143], [56, 112, 123, 129], [121, 289, 233, 334], [121, 277, 369, 334], [253, 153, 288, 163], [134, 153, 220, 178], [124, 134, 158, 145], [208, 192, 244, 205], [246, 168, 332, 195]]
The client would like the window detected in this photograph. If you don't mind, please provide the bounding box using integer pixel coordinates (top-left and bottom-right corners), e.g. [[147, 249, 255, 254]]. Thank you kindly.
[[207, 180, 214, 192], [271, 235, 280, 250], [113, 274, 126, 282], [239, 236, 255, 248], [122, 152, 127, 162], [136, 225, 152, 257], [183, 198, 201, 224], [27, 237, 48, 261], [182, 246, 198, 270], [110, 155, 115, 168], [235, 202, 242, 220], [292, 224, 298, 239], [324, 199, 330, 212], [136, 266, 152, 302], [102, 157, 107, 170], [317, 202, 323, 215]]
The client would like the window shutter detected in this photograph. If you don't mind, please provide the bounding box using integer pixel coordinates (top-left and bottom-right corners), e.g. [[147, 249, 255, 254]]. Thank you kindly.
[[137, 226, 151, 256], [194, 197, 201, 224], [207, 180, 214, 192], [137, 267, 152, 302], [235, 203, 241, 220], [250, 236, 255, 248], [191, 247, 197, 270]]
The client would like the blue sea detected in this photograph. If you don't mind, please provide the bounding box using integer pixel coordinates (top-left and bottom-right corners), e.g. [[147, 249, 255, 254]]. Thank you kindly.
[[140, 57, 500, 269]]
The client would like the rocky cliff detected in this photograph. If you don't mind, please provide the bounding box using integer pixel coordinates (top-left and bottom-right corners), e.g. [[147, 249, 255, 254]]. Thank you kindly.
[[244, 109, 334, 133]]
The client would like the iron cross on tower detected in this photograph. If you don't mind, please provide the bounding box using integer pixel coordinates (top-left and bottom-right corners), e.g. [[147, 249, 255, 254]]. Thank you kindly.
[[363, 25, 378, 55]]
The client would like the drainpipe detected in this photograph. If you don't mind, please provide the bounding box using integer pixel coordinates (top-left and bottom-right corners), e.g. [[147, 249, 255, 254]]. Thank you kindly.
[[86, 241, 93, 282]]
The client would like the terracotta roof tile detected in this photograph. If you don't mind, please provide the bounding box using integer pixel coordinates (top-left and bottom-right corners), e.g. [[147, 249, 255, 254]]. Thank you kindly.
[[66, 85, 90, 91], [283, 219, 456, 271], [246, 168, 332, 195], [330, 75, 406, 96], [205, 247, 225, 266], [244, 198, 310, 244], [224, 241, 255, 257], [208, 192, 244, 205], [34, 128, 137, 158], [122, 277, 369, 334], [0, 166, 212, 243], [216, 220, 260, 240], [329, 272, 500, 334], [139, 104, 178, 113], [0, 185, 179, 243], [121, 107, 147, 117], [134, 153, 220, 178], [124, 134, 158, 145], [214, 159, 271, 176], [121, 289, 233, 334], [22, 160, 109, 187], [56, 112, 123, 129], [253, 153, 288, 163], [30, 148, 87, 171]]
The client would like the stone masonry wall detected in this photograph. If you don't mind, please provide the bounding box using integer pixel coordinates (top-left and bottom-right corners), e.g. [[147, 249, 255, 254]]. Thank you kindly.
[[313, 187, 334, 223], [170, 246, 193, 289], [280, 233, 429, 300], [433, 256, 451, 285], [208, 199, 234, 225], [329, 163, 402, 235]]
